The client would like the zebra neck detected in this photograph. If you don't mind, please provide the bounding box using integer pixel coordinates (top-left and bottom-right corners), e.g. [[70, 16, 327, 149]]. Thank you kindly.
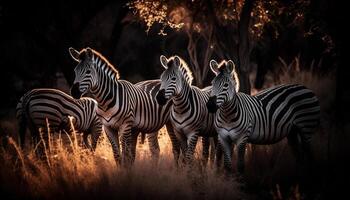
[[220, 96, 240, 120], [90, 66, 118, 111], [172, 80, 191, 109]]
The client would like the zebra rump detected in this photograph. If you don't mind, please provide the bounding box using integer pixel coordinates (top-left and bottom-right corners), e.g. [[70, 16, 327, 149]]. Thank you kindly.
[[16, 88, 102, 150]]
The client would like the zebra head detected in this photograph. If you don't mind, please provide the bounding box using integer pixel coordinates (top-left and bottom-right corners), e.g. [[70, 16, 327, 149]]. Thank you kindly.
[[69, 47, 98, 99], [156, 55, 183, 106], [207, 59, 239, 113]]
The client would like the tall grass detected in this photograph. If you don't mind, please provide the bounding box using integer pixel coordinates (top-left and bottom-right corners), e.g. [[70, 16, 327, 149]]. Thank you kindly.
[[0, 120, 245, 200]]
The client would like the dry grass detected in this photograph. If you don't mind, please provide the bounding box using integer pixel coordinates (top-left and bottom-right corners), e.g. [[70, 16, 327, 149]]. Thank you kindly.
[[0, 122, 246, 200]]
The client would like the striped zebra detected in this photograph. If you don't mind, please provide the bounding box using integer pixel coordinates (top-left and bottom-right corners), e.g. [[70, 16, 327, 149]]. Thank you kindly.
[[155, 55, 218, 164], [68, 47, 180, 166], [16, 88, 102, 151], [206, 59, 320, 174]]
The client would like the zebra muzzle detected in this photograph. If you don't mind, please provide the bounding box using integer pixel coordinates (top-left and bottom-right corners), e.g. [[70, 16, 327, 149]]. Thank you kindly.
[[71, 83, 82, 99], [207, 96, 218, 113], [156, 89, 168, 106]]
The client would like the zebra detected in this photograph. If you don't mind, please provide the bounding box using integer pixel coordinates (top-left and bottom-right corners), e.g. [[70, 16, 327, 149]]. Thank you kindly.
[[68, 47, 180, 166], [155, 55, 218, 165], [16, 88, 102, 151], [206, 59, 320, 175]]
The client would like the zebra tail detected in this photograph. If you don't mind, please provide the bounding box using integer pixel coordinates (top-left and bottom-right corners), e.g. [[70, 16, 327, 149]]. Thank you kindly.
[[16, 95, 28, 149]]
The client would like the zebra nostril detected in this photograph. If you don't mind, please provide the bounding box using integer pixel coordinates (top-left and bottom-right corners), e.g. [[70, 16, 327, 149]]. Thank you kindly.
[[71, 83, 82, 99], [206, 96, 218, 113], [156, 89, 167, 106]]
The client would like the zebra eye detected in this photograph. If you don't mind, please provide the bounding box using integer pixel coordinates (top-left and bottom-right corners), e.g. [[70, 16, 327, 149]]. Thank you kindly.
[[223, 83, 229, 87], [86, 69, 91, 74], [171, 77, 176, 81]]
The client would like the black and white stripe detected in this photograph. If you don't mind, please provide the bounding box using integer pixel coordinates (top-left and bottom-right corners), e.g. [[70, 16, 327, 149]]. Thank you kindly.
[[155, 55, 217, 164], [69, 47, 180, 166], [16, 88, 102, 151], [206, 60, 320, 174]]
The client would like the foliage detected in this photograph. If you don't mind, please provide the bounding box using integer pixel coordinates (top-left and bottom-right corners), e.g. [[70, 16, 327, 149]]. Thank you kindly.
[[127, 0, 315, 40], [127, 0, 335, 92], [127, 0, 184, 35]]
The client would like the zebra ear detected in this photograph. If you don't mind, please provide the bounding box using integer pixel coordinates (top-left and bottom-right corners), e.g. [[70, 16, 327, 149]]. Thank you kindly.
[[174, 55, 181, 67], [226, 60, 236, 75], [69, 47, 80, 62], [227, 60, 240, 92], [160, 55, 168, 69], [210, 60, 219, 75], [86, 47, 93, 58]]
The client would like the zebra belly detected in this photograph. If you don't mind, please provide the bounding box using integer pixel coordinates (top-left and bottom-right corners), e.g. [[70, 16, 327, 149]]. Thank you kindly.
[[132, 124, 165, 133], [133, 114, 166, 133], [248, 124, 292, 144]]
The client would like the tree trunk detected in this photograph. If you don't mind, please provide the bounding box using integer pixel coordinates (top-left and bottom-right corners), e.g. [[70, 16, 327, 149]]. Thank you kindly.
[[109, 3, 129, 59], [236, 0, 255, 94]]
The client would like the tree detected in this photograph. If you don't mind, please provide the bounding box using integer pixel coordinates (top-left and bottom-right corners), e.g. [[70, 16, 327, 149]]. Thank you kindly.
[[127, 0, 264, 93], [127, 0, 334, 94]]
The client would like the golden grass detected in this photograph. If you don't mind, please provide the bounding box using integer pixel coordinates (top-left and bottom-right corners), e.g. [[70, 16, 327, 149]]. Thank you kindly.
[[0, 121, 245, 200]]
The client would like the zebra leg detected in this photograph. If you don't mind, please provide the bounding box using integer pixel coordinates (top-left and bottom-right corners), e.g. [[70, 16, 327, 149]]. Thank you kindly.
[[215, 136, 223, 170], [89, 116, 103, 152], [140, 132, 146, 144], [104, 126, 121, 165], [288, 125, 315, 194], [32, 128, 44, 157], [147, 132, 160, 162], [236, 137, 248, 178], [300, 130, 315, 189], [166, 123, 181, 166], [300, 131, 314, 163], [90, 130, 102, 152], [119, 124, 133, 166], [130, 131, 139, 164], [209, 137, 217, 166], [28, 122, 39, 148], [287, 131, 302, 164], [36, 127, 51, 160], [201, 137, 210, 167], [287, 129, 305, 187], [82, 133, 92, 150], [27, 120, 44, 155], [185, 132, 199, 164], [219, 134, 233, 174]]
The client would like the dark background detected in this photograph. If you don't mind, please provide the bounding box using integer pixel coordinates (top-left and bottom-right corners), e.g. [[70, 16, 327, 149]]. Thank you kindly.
[[0, 0, 348, 198], [0, 0, 344, 114]]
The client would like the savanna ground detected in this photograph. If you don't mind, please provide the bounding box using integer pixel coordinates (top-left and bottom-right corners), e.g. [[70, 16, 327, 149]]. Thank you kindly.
[[0, 60, 337, 200]]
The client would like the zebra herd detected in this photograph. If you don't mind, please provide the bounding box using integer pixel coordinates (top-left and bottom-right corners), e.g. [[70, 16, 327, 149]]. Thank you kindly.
[[16, 47, 320, 178]]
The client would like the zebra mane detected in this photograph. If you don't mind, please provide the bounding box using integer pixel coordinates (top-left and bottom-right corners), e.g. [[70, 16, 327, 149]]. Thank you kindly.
[[168, 56, 193, 85], [82, 48, 120, 80], [217, 60, 240, 92]]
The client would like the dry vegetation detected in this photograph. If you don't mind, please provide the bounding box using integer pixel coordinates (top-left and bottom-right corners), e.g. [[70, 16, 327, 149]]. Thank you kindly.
[[0, 57, 335, 199], [0, 124, 247, 200]]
